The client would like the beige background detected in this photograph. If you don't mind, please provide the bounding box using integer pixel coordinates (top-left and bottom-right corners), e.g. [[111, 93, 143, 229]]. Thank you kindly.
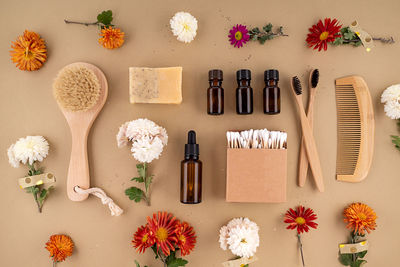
[[1, 0, 399, 266]]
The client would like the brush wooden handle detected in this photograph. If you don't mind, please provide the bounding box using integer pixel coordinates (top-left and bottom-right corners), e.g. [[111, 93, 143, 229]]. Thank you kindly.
[[56, 62, 108, 202], [292, 92, 325, 192], [67, 124, 90, 201], [298, 88, 316, 187]]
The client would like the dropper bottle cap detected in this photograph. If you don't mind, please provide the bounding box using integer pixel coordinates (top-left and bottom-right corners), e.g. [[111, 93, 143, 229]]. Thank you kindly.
[[185, 130, 199, 160]]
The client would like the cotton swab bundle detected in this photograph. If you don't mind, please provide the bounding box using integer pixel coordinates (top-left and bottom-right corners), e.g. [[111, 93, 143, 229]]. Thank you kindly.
[[226, 129, 287, 149]]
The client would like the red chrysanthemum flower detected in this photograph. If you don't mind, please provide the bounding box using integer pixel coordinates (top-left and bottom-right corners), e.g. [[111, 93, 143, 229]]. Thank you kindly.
[[306, 18, 342, 51], [132, 225, 153, 253], [284, 206, 318, 234], [174, 221, 196, 256], [147, 211, 178, 256], [228, 24, 250, 48]]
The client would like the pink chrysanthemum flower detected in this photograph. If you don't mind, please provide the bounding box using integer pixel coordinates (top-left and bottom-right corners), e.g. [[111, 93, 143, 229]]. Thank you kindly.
[[228, 24, 250, 48]]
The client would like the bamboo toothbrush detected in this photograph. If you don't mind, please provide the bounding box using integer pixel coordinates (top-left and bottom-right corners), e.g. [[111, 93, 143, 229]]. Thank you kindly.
[[53, 62, 108, 201], [298, 69, 319, 187], [291, 76, 324, 192]]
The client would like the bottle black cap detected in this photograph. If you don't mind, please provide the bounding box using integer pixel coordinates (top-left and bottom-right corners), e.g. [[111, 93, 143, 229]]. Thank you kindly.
[[237, 69, 251, 80], [264, 69, 279, 81], [209, 69, 223, 80], [185, 130, 199, 159]]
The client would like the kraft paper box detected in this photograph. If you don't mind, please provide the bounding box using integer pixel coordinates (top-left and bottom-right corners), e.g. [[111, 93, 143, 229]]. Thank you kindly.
[[226, 148, 287, 203]]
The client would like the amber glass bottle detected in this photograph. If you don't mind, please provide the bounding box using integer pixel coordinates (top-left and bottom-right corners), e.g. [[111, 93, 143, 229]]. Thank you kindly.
[[236, 69, 253, 115], [181, 130, 202, 204], [263, 69, 280, 114], [207, 69, 224, 115]]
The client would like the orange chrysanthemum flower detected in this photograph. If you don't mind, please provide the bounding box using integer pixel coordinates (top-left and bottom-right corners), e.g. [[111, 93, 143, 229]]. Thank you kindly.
[[174, 221, 196, 256], [99, 26, 124, 49], [344, 202, 377, 235], [133, 225, 153, 253], [10, 30, 47, 71], [45, 234, 74, 262], [147, 211, 178, 256]]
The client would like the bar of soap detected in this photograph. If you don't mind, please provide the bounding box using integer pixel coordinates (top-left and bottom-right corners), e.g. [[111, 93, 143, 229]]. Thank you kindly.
[[129, 67, 182, 104]]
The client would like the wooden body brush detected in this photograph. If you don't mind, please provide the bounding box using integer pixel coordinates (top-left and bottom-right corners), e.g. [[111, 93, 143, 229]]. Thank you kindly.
[[298, 69, 319, 187], [53, 62, 108, 201], [291, 76, 324, 192]]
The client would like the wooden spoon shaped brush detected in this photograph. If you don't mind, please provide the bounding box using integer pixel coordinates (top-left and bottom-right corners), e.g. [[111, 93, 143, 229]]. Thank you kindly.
[[291, 76, 324, 192], [53, 62, 108, 201], [298, 69, 319, 187]]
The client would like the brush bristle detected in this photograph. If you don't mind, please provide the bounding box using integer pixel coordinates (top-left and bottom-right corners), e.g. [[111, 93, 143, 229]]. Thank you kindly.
[[53, 65, 100, 112], [311, 69, 319, 88], [292, 76, 302, 95]]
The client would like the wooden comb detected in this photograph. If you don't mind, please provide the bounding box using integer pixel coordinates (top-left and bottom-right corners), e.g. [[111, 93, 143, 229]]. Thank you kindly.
[[335, 76, 374, 182]]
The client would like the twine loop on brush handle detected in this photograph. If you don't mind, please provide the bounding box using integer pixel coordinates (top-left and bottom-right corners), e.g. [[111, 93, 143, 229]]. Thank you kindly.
[[74, 186, 123, 216]]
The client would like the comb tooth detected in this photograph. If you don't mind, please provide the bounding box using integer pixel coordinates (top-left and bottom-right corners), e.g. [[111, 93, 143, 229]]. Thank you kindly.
[[335, 81, 363, 176]]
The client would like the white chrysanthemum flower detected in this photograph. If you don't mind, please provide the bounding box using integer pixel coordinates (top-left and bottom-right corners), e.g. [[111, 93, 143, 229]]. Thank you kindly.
[[7, 136, 49, 167], [7, 144, 19, 168], [126, 118, 160, 139], [227, 226, 259, 258], [131, 137, 164, 163], [219, 225, 229, 250], [170, 12, 198, 43], [116, 122, 130, 148], [117, 118, 168, 163], [219, 217, 259, 258], [227, 217, 259, 232], [381, 84, 400, 119]]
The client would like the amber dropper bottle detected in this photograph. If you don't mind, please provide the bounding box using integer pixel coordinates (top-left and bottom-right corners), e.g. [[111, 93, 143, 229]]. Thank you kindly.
[[236, 69, 253, 115], [181, 130, 202, 204], [263, 69, 280, 114], [207, 69, 224, 115]]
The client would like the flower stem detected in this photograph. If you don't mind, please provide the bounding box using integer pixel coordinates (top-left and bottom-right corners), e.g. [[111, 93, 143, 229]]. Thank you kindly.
[[297, 234, 306, 267], [53, 260, 56, 267], [64, 19, 99, 26], [33, 187, 43, 213], [143, 163, 151, 206]]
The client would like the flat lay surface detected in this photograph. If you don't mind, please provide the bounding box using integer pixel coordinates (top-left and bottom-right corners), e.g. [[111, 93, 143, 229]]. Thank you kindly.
[[1, 0, 399, 266]]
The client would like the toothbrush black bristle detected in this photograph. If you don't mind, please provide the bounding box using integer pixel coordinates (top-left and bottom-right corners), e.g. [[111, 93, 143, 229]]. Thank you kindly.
[[292, 76, 302, 95], [311, 69, 320, 88]]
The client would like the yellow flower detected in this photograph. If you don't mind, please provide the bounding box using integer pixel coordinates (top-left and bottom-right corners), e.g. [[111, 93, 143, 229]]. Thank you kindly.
[[10, 30, 47, 71], [45, 234, 74, 262], [344, 203, 377, 235], [99, 26, 124, 49]]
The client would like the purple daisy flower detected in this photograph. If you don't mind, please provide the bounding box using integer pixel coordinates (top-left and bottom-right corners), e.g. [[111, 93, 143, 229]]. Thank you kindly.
[[228, 24, 250, 48]]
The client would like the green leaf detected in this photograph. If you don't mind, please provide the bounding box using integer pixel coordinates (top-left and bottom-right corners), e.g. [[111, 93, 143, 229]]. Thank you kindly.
[[137, 163, 146, 178], [391, 135, 400, 150], [352, 41, 362, 47], [333, 38, 344, 45], [39, 188, 48, 199], [350, 259, 366, 267], [259, 35, 268, 44], [34, 186, 40, 194], [145, 175, 153, 192], [339, 253, 352, 266], [263, 23, 272, 32], [131, 177, 144, 183], [135, 260, 140, 267], [125, 187, 144, 202], [252, 27, 260, 33], [151, 245, 159, 259], [167, 258, 188, 267], [344, 31, 355, 40], [357, 250, 368, 259], [97, 10, 113, 26], [250, 34, 258, 41]]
